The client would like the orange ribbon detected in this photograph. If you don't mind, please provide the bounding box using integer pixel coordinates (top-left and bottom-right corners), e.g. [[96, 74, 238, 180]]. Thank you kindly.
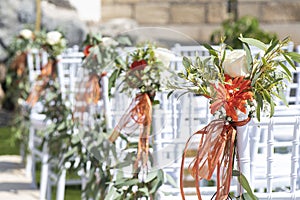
[[26, 59, 56, 106], [74, 73, 102, 121], [180, 117, 250, 200], [109, 93, 152, 170], [83, 74, 101, 104], [11, 52, 27, 77]]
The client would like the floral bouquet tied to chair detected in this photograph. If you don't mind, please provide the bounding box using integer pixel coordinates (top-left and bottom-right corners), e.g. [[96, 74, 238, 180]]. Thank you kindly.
[[169, 36, 300, 200], [109, 45, 174, 170], [107, 44, 175, 199]]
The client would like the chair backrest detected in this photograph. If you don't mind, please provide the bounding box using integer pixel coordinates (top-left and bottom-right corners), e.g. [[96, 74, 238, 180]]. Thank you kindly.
[[171, 43, 217, 57], [248, 117, 300, 199], [27, 49, 48, 85], [57, 46, 84, 106]]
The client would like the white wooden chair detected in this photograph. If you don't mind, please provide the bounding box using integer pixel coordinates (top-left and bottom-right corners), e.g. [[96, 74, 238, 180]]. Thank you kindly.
[[171, 43, 219, 57], [25, 48, 50, 192], [248, 117, 300, 199], [158, 114, 300, 200], [26, 46, 84, 200]]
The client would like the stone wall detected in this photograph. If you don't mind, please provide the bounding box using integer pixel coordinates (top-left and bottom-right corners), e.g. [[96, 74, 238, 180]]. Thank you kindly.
[[101, 0, 300, 46]]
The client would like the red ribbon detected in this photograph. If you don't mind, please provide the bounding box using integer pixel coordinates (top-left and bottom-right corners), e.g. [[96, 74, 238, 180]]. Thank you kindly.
[[180, 117, 250, 200]]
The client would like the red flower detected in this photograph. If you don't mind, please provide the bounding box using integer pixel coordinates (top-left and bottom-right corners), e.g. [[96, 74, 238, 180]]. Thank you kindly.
[[83, 45, 93, 57], [210, 76, 253, 121], [130, 60, 147, 70]]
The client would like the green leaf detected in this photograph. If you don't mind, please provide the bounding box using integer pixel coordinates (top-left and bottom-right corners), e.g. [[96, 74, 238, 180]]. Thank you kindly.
[[149, 170, 164, 194], [182, 57, 191, 72], [251, 71, 262, 86], [255, 93, 263, 121], [232, 169, 240, 176], [235, 170, 258, 200], [239, 37, 267, 51], [286, 52, 300, 63], [138, 187, 149, 196], [278, 89, 288, 106], [167, 90, 174, 99], [115, 178, 139, 188], [104, 187, 121, 200], [243, 43, 253, 72], [278, 62, 292, 78], [165, 173, 178, 188], [117, 36, 132, 46], [270, 100, 275, 117], [265, 40, 279, 55], [177, 72, 186, 79], [282, 53, 296, 70], [145, 170, 159, 183]]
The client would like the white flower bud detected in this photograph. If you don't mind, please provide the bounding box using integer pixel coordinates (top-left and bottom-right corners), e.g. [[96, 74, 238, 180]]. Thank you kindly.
[[19, 29, 33, 40], [154, 47, 175, 67], [46, 31, 62, 45]]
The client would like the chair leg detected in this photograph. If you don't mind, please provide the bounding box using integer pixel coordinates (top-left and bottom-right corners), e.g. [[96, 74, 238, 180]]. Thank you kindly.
[[40, 141, 49, 200], [26, 126, 37, 189], [56, 168, 66, 200]]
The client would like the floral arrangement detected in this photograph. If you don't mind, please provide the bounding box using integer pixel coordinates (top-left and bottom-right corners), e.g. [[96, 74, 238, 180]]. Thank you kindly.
[[43, 30, 67, 58], [109, 44, 174, 141], [25, 30, 66, 106], [4, 28, 66, 112], [62, 33, 133, 200], [107, 44, 175, 199], [81, 33, 130, 72], [111, 44, 174, 97], [169, 36, 300, 200]]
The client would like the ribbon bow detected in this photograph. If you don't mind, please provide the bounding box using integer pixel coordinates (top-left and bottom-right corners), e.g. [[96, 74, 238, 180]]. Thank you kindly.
[[180, 117, 250, 200]]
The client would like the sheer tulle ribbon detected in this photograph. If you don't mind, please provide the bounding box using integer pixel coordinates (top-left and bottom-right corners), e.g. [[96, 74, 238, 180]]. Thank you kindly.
[[26, 59, 57, 106], [109, 93, 152, 170], [74, 73, 101, 120], [180, 117, 250, 200]]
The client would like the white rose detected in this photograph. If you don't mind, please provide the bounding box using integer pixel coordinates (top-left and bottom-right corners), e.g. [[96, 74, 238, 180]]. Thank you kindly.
[[19, 29, 33, 40], [46, 31, 62, 45], [154, 47, 175, 67], [102, 37, 118, 47], [223, 50, 249, 77]]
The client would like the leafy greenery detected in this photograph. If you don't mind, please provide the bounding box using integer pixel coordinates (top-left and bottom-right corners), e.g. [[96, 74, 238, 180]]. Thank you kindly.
[[110, 43, 172, 97], [211, 16, 278, 49], [169, 36, 300, 121]]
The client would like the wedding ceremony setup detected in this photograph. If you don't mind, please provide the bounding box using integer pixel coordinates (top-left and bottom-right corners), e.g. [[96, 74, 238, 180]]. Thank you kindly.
[[1, 1, 300, 200]]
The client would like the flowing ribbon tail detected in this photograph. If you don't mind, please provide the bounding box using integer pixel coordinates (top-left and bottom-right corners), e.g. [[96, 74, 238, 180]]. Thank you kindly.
[[26, 60, 55, 106], [215, 127, 236, 200], [108, 93, 152, 172], [74, 74, 101, 121], [84, 74, 101, 104], [180, 117, 250, 200]]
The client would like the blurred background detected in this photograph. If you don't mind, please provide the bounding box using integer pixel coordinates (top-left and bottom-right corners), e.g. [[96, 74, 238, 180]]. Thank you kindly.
[[1, 0, 300, 63]]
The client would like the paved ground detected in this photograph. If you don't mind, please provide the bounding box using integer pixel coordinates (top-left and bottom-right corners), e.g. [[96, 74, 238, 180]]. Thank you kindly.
[[0, 155, 39, 200]]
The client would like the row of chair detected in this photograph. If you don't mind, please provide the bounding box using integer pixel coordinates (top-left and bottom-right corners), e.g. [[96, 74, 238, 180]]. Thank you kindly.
[[25, 42, 300, 200]]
